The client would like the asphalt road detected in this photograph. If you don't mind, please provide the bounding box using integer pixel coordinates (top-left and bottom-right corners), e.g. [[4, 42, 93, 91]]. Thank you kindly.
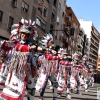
[[0, 83, 99, 100], [33, 83, 99, 100]]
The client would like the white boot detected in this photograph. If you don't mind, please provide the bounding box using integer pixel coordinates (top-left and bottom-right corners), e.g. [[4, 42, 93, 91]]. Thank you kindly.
[[50, 86, 53, 89], [66, 94, 71, 99]]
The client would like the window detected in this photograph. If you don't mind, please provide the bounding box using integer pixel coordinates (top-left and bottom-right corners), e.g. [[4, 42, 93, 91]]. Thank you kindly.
[[53, 0, 57, 7], [43, 7, 47, 17], [12, 0, 17, 7], [66, 37, 68, 42], [38, 2, 43, 14], [8, 16, 14, 32], [33, 0, 38, 4], [22, 1, 29, 12], [0, 10, 3, 22], [56, 16, 59, 24], [51, 10, 56, 22], [36, 17, 41, 26], [36, 17, 46, 31], [41, 22, 46, 31], [58, 3, 61, 9], [62, 12, 64, 17]]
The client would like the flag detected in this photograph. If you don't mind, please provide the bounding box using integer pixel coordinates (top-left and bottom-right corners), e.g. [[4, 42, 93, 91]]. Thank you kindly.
[[38, 3, 43, 9]]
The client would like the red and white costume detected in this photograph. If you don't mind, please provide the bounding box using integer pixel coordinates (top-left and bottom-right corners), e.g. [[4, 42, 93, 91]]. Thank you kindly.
[[0, 19, 37, 100], [35, 52, 59, 92], [57, 60, 72, 93]]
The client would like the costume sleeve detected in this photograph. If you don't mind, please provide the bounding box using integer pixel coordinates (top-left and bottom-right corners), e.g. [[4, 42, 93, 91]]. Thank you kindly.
[[45, 53, 59, 60], [0, 40, 12, 51], [59, 60, 72, 66]]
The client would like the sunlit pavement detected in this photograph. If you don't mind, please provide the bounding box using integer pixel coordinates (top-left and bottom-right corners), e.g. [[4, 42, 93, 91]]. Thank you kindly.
[[0, 83, 99, 100], [33, 83, 99, 100]]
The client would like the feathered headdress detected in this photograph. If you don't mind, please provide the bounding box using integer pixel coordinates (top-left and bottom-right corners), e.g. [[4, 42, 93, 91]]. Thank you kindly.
[[72, 53, 79, 60], [39, 33, 53, 48], [82, 55, 88, 61], [10, 17, 38, 42], [58, 48, 67, 55]]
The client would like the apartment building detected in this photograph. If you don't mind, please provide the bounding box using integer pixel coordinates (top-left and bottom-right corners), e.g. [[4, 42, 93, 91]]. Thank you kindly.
[[0, 0, 34, 40], [53, 0, 66, 47], [79, 19, 99, 69], [36, 0, 66, 47], [83, 35, 89, 56], [64, 6, 80, 56], [0, 0, 66, 47], [97, 54, 100, 71], [77, 27, 85, 56]]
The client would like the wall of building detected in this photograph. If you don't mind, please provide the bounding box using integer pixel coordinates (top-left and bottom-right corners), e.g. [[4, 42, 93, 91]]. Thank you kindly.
[[0, 0, 33, 39], [79, 20, 99, 68]]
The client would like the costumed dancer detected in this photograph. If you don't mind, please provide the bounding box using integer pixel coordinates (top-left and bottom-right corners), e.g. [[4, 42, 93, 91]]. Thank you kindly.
[[57, 48, 72, 99], [88, 65, 94, 87], [0, 18, 38, 100], [47, 42, 58, 90], [0, 41, 10, 86], [0, 23, 21, 86], [81, 55, 90, 92], [70, 53, 82, 95], [35, 33, 59, 100]]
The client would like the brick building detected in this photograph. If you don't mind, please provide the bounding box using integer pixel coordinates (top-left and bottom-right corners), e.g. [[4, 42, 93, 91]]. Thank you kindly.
[[64, 6, 80, 56]]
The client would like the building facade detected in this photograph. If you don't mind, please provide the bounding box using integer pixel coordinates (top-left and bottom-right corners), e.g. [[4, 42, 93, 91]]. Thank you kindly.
[[64, 6, 80, 56], [83, 34, 89, 56], [0, 0, 67, 48], [0, 0, 34, 40], [35, 0, 66, 47], [79, 19, 99, 69], [77, 27, 85, 56], [97, 54, 100, 71]]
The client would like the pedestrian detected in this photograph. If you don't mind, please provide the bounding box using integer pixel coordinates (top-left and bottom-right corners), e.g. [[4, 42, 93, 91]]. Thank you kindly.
[[81, 55, 90, 92]]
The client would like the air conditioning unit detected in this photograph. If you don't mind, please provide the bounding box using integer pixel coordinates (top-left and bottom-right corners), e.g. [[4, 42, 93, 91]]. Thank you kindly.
[[56, 16, 59, 24], [12, 2, 18, 8], [66, 16, 71, 21]]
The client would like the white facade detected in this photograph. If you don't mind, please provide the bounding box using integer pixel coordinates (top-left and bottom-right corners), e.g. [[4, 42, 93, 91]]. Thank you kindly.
[[79, 19, 92, 41], [79, 19, 100, 68]]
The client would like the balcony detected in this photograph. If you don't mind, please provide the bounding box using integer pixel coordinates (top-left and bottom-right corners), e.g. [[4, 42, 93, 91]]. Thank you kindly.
[[64, 16, 71, 27], [63, 24, 70, 36], [91, 42, 98, 49]]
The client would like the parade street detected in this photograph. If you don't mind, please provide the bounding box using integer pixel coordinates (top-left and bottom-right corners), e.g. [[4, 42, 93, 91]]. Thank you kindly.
[[0, 83, 99, 100], [23, 83, 99, 100]]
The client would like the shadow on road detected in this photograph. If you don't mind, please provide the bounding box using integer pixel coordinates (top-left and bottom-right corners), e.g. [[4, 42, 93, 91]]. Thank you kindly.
[[81, 93, 97, 96], [72, 97, 97, 100]]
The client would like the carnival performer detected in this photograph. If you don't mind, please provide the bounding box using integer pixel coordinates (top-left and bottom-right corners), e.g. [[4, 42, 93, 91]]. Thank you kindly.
[[70, 53, 82, 95], [0, 23, 21, 86], [57, 48, 72, 99], [35, 33, 59, 100], [88, 65, 94, 87], [0, 18, 38, 100], [0, 42, 10, 86], [47, 42, 58, 90], [81, 55, 90, 92]]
